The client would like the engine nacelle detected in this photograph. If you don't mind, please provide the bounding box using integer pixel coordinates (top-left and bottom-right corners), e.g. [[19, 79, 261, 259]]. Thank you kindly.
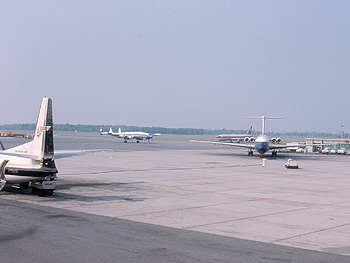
[[270, 137, 282, 144], [244, 137, 255, 143]]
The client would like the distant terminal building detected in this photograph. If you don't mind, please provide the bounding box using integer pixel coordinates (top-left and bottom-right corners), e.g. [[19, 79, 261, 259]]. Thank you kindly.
[[305, 138, 350, 153]]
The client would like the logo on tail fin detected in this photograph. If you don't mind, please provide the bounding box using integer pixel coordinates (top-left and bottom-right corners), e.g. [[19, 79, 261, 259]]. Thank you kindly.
[[36, 126, 52, 137], [247, 126, 253, 135]]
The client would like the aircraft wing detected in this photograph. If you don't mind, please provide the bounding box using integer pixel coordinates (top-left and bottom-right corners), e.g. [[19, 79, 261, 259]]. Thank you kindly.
[[269, 143, 335, 150], [110, 133, 122, 137], [189, 140, 256, 149], [55, 149, 115, 159], [269, 144, 296, 150]]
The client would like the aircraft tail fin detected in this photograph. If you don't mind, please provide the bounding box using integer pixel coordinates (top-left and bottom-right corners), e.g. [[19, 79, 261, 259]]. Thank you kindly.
[[118, 128, 121, 133], [6, 98, 54, 160], [245, 116, 282, 135], [247, 126, 253, 135]]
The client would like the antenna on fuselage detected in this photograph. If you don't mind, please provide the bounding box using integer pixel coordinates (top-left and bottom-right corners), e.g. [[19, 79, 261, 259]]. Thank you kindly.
[[245, 116, 283, 135]]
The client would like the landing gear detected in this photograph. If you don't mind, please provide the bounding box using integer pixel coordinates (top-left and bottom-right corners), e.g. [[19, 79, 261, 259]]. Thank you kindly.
[[271, 151, 277, 157], [31, 177, 56, 196], [124, 140, 127, 143], [136, 140, 140, 143], [248, 150, 254, 156]]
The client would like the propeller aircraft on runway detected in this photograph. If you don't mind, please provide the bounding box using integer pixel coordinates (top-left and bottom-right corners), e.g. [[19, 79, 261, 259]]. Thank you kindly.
[[191, 116, 323, 157], [100, 127, 161, 143]]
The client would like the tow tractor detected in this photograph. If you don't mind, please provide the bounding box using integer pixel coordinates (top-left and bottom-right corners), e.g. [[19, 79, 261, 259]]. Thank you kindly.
[[30, 175, 56, 195], [285, 159, 299, 169]]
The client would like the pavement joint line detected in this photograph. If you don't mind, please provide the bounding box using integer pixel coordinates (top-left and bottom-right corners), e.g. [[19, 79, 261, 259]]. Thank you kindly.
[[107, 201, 252, 217], [98, 205, 310, 227], [185, 207, 310, 230], [272, 222, 350, 243]]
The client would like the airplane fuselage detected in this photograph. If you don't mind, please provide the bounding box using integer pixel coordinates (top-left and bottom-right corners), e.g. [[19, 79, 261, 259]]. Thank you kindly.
[[254, 135, 270, 154], [216, 134, 245, 142], [117, 132, 150, 140], [216, 126, 253, 142], [114, 132, 153, 142]]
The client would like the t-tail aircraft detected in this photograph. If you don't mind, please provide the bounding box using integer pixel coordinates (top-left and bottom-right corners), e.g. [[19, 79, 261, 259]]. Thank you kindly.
[[0, 98, 109, 195], [191, 116, 323, 157], [216, 126, 253, 143], [100, 127, 161, 143]]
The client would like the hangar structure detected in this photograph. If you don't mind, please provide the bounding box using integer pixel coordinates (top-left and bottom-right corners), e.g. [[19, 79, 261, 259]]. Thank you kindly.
[[305, 138, 350, 153]]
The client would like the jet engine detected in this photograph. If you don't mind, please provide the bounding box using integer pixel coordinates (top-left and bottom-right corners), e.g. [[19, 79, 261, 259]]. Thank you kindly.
[[245, 137, 255, 143], [270, 138, 282, 144]]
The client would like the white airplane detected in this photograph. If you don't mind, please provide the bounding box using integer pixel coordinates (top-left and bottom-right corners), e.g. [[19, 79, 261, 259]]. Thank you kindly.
[[191, 116, 322, 157], [0, 98, 108, 195], [100, 127, 161, 143], [216, 126, 253, 143]]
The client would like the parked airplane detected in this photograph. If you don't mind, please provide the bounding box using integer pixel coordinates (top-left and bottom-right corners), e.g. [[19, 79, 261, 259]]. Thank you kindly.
[[100, 127, 161, 143], [191, 116, 322, 157], [0, 98, 109, 195], [216, 126, 253, 142]]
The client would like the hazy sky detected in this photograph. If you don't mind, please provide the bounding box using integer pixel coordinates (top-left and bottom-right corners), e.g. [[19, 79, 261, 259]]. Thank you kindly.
[[1, 0, 349, 133]]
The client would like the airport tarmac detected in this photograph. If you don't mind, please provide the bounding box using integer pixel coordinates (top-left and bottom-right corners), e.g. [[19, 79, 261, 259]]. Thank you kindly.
[[1, 133, 350, 262]]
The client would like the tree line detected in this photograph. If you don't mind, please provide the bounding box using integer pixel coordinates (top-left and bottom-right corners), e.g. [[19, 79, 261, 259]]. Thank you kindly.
[[0, 123, 348, 138]]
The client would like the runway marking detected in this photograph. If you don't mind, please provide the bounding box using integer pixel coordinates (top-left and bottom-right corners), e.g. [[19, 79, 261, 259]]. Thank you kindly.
[[153, 185, 175, 189], [252, 197, 266, 200]]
